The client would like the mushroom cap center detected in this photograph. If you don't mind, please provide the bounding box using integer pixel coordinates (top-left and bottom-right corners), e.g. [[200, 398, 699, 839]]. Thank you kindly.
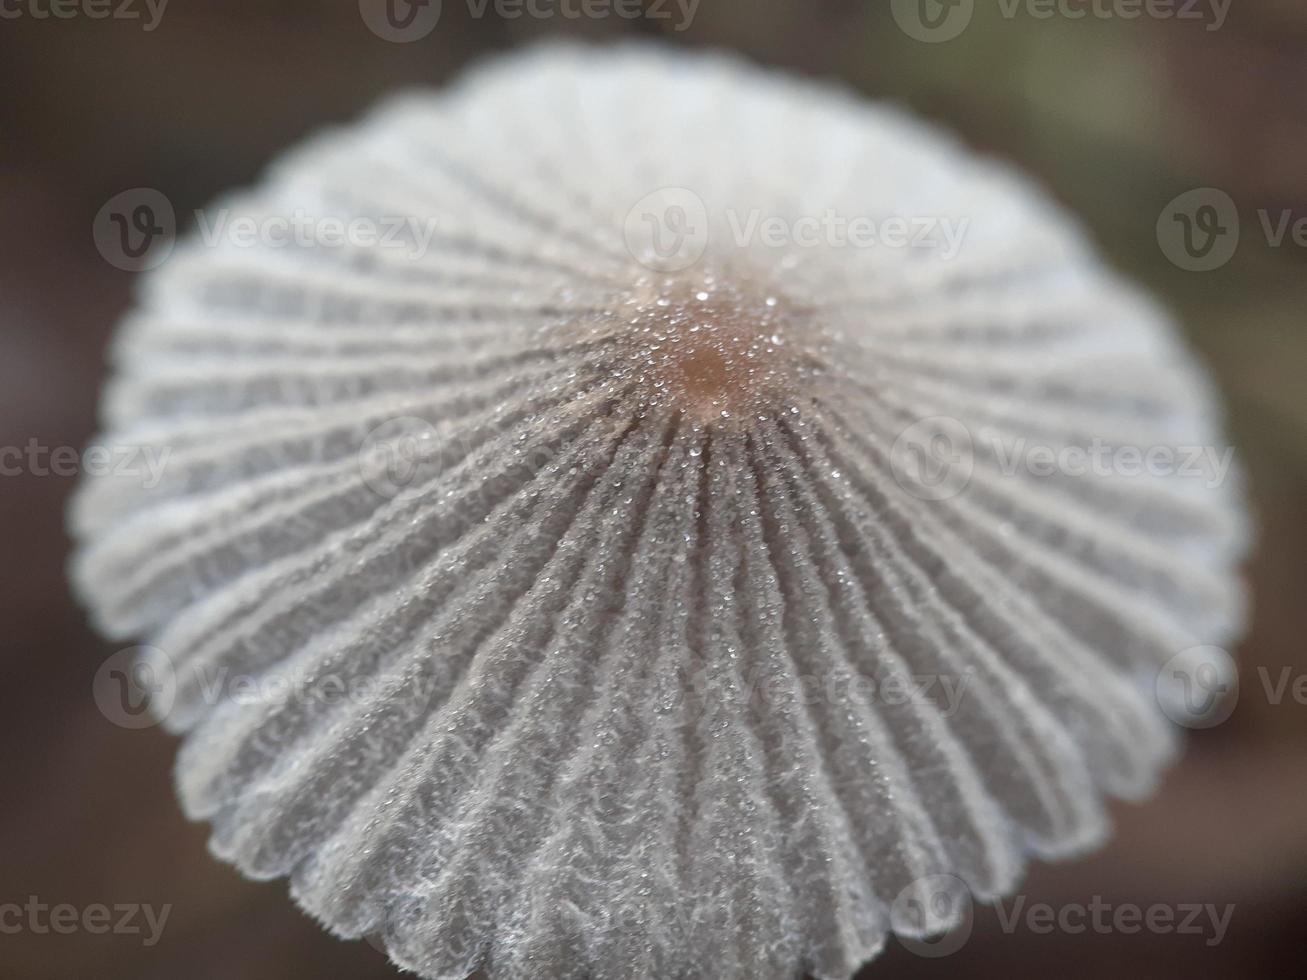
[[604, 270, 823, 425]]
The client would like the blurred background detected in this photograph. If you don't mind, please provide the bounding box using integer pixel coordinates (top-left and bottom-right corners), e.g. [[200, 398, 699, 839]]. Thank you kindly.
[[2, 1, 1305, 977]]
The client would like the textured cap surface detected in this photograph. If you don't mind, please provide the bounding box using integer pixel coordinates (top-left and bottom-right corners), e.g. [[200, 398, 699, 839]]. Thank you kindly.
[[72, 44, 1248, 980]]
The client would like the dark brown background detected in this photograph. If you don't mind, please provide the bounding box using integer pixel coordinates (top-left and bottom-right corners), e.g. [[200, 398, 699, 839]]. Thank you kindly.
[[2, 1, 1305, 978]]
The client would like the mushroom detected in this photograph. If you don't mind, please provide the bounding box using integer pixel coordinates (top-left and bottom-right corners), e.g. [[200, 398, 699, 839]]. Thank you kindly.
[[71, 44, 1249, 980]]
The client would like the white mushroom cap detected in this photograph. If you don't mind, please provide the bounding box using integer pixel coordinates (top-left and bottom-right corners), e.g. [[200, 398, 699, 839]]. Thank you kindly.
[[72, 43, 1249, 980]]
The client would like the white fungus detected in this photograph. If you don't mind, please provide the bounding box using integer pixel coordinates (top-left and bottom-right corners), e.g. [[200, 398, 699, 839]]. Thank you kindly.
[[71, 44, 1248, 980]]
